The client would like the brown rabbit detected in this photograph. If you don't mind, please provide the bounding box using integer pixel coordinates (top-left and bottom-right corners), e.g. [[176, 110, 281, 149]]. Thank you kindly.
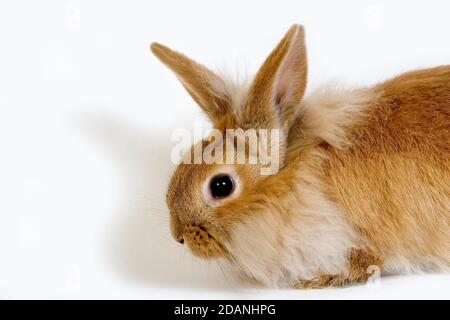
[[151, 25, 450, 288]]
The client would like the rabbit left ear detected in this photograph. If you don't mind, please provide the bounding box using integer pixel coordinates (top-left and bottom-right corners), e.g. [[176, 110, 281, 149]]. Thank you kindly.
[[151, 42, 231, 122], [240, 25, 308, 130]]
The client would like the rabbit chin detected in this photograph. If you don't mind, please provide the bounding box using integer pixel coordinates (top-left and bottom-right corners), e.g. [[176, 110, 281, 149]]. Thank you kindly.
[[182, 224, 228, 259], [185, 238, 228, 259]]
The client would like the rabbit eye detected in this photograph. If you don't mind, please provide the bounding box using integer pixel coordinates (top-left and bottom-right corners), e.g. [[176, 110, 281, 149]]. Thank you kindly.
[[209, 175, 234, 199]]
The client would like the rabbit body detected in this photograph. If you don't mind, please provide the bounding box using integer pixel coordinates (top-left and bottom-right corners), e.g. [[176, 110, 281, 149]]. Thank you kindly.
[[152, 25, 450, 288]]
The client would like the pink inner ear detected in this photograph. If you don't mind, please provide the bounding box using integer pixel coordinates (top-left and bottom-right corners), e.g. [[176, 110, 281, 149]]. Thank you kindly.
[[275, 62, 292, 105], [274, 32, 306, 107]]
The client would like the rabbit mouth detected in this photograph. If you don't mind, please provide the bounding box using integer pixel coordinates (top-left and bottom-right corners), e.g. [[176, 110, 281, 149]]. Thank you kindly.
[[183, 224, 228, 259]]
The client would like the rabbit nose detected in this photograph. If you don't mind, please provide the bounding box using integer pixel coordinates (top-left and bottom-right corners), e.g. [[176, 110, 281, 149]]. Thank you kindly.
[[175, 235, 184, 244]]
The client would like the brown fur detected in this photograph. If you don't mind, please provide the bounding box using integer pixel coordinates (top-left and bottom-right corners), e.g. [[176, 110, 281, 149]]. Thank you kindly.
[[294, 249, 383, 289], [324, 66, 450, 269], [152, 25, 450, 288]]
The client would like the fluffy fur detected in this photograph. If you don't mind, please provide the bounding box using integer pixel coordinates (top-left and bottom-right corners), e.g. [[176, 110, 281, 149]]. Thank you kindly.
[[151, 25, 450, 288]]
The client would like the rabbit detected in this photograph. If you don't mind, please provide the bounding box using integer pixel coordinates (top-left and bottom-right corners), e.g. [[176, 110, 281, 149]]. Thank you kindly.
[[150, 25, 450, 288]]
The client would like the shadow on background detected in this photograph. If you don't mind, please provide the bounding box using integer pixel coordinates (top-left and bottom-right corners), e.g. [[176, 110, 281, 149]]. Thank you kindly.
[[76, 111, 245, 292]]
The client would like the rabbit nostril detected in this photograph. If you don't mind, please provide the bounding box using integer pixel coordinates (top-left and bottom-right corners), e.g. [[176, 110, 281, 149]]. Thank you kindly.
[[174, 233, 184, 244]]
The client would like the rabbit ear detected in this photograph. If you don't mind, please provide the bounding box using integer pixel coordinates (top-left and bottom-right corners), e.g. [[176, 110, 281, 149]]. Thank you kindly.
[[240, 25, 307, 130], [151, 43, 231, 122]]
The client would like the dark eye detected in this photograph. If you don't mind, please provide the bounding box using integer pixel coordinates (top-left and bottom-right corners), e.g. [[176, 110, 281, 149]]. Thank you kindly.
[[209, 175, 234, 199]]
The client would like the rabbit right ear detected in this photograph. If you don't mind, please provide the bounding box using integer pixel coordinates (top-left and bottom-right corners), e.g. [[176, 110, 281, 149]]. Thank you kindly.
[[151, 43, 231, 122], [239, 25, 307, 131]]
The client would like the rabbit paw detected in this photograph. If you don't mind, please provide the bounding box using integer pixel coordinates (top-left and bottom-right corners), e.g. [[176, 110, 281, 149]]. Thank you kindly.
[[293, 249, 384, 289]]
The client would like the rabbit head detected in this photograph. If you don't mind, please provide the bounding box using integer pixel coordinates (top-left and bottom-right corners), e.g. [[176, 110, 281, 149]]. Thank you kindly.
[[151, 25, 307, 259]]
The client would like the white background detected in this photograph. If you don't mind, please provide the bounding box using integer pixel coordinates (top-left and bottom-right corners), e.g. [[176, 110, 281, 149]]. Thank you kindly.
[[0, 0, 449, 299]]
